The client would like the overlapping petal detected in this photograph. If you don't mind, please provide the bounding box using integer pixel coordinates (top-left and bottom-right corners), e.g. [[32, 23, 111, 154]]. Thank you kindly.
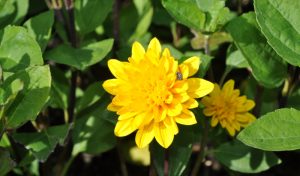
[[103, 38, 214, 148], [201, 79, 256, 136]]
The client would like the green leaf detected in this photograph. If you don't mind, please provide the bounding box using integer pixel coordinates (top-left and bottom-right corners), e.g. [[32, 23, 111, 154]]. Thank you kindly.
[[72, 94, 116, 156], [254, 0, 300, 66], [191, 32, 232, 51], [226, 48, 249, 69], [129, 3, 153, 42], [4, 66, 51, 128], [24, 10, 54, 52], [0, 148, 15, 176], [0, 26, 43, 72], [12, 124, 70, 161], [215, 140, 281, 173], [76, 82, 105, 112], [75, 0, 113, 35], [48, 67, 69, 110], [162, 0, 206, 31], [226, 12, 287, 88], [45, 39, 114, 70], [196, 0, 219, 12], [0, 0, 29, 29], [238, 108, 300, 151]]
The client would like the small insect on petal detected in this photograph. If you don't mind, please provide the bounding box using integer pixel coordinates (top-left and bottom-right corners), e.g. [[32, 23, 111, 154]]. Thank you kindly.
[[176, 71, 183, 80]]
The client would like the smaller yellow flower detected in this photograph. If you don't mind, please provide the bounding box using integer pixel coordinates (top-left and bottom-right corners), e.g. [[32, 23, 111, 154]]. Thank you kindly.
[[201, 80, 256, 136]]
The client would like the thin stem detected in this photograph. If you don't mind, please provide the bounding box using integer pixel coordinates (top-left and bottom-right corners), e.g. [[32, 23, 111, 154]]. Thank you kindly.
[[116, 141, 128, 176], [61, 155, 76, 176], [164, 149, 169, 176], [113, 0, 121, 51], [191, 119, 209, 176], [0, 65, 3, 84], [219, 67, 232, 86]]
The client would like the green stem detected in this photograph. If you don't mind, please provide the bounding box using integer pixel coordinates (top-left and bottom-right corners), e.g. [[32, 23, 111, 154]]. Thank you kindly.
[[61, 155, 76, 176], [191, 119, 209, 176], [219, 67, 232, 86]]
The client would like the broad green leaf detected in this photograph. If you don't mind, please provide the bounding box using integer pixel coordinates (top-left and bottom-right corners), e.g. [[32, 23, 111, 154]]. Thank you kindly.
[[4, 66, 51, 128], [226, 48, 249, 69], [73, 86, 117, 155], [215, 140, 281, 173], [0, 0, 29, 29], [48, 67, 69, 110], [254, 0, 300, 66], [162, 0, 206, 31], [72, 93, 116, 156], [0, 26, 43, 72], [196, 0, 219, 12], [24, 10, 54, 52], [238, 108, 300, 151], [12, 124, 69, 161], [0, 148, 15, 176], [45, 39, 113, 70], [226, 12, 287, 88], [75, 0, 113, 35], [76, 82, 105, 112], [0, 79, 23, 121], [129, 3, 153, 42]]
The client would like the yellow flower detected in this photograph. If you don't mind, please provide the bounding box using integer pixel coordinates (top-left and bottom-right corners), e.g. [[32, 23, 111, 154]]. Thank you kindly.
[[201, 80, 256, 136], [103, 38, 214, 148]]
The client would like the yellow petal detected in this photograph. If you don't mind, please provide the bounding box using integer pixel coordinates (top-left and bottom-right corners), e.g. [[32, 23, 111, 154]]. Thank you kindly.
[[203, 108, 215, 116], [131, 41, 145, 63], [107, 102, 121, 111], [175, 109, 197, 125], [167, 102, 182, 117], [147, 37, 161, 58], [236, 100, 255, 112], [118, 112, 137, 120], [103, 79, 122, 95], [222, 79, 234, 96], [211, 117, 219, 127], [135, 123, 155, 148], [164, 117, 179, 135], [114, 118, 137, 137], [183, 98, 198, 109], [108, 59, 129, 80], [178, 64, 189, 79], [154, 122, 174, 148], [162, 48, 171, 57], [181, 56, 201, 77], [188, 78, 214, 98], [225, 125, 236, 136], [172, 80, 188, 94]]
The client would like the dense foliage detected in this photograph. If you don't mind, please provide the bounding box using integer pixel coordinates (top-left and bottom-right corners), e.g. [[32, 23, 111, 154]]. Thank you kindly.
[[0, 0, 300, 176]]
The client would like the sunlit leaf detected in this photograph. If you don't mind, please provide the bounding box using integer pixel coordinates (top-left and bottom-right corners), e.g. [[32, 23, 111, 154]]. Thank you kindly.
[[24, 10, 54, 52], [0, 26, 43, 72], [238, 108, 300, 151], [226, 12, 287, 88], [254, 0, 300, 66]]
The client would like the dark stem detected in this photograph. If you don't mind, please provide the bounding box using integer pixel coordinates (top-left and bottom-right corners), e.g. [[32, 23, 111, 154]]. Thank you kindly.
[[116, 141, 128, 176], [191, 119, 209, 176], [253, 85, 264, 116], [164, 149, 169, 176], [64, 0, 77, 123], [113, 0, 121, 51]]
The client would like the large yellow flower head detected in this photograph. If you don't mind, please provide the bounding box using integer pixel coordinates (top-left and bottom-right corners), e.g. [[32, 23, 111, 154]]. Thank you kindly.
[[103, 38, 214, 148], [201, 80, 256, 136]]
